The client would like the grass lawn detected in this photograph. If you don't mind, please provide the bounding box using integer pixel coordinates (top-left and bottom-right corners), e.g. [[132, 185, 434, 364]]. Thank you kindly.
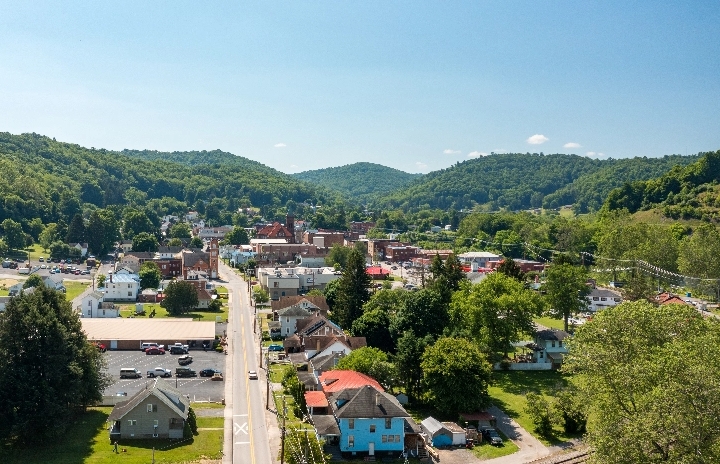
[[64, 281, 90, 301], [191, 402, 224, 410], [0, 407, 223, 464], [119, 302, 228, 322], [534, 316, 566, 331], [489, 370, 578, 446], [470, 439, 520, 459], [269, 363, 287, 383], [196, 417, 224, 429]]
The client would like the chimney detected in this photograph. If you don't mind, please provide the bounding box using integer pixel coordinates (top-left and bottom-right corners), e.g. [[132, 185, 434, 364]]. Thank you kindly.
[[316, 339, 321, 353]]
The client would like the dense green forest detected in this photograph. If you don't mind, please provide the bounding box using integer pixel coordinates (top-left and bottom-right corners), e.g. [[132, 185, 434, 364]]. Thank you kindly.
[[292, 162, 421, 202], [370, 153, 698, 213], [603, 150, 720, 221]]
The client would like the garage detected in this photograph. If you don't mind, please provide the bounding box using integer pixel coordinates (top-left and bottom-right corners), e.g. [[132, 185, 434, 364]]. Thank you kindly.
[[82, 318, 216, 350]]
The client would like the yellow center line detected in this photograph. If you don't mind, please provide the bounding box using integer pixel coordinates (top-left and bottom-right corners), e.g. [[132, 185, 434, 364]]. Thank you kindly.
[[240, 288, 256, 463]]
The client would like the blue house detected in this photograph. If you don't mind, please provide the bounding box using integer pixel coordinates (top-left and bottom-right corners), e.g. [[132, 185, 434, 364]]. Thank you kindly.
[[330, 385, 410, 459]]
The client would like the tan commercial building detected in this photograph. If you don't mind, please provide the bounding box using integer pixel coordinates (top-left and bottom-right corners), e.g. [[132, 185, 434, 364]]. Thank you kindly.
[[82, 318, 216, 351]]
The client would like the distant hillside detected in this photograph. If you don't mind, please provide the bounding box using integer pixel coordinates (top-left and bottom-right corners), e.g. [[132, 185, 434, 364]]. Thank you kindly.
[[0, 132, 337, 225], [292, 162, 422, 201], [371, 153, 699, 213], [604, 150, 720, 222]]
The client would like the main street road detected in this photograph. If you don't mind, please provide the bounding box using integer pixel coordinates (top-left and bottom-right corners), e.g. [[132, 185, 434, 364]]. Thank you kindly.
[[220, 262, 272, 464]]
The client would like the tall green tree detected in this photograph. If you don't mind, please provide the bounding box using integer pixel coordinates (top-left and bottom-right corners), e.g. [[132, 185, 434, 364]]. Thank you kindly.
[[565, 301, 720, 463], [394, 330, 432, 401], [421, 337, 492, 416], [65, 213, 86, 243], [496, 257, 526, 282], [38, 223, 60, 251], [122, 209, 157, 239], [190, 236, 204, 249], [325, 244, 353, 268], [139, 261, 162, 289], [450, 274, 545, 358], [23, 274, 44, 289], [132, 231, 159, 252], [544, 263, 590, 332], [332, 248, 371, 330], [222, 226, 249, 245], [0, 286, 111, 445], [334, 347, 395, 390], [169, 222, 192, 239], [1, 218, 25, 250], [86, 210, 106, 256], [391, 288, 448, 340], [161, 280, 199, 315], [350, 308, 394, 353]]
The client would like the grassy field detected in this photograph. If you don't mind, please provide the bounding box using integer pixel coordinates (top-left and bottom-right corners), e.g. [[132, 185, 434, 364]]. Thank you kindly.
[[64, 281, 90, 301], [533, 316, 566, 331], [470, 438, 520, 459], [0, 407, 223, 464], [119, 302, 228, 322], [489, 370, 577, 446], [196, 417, 224, 429]]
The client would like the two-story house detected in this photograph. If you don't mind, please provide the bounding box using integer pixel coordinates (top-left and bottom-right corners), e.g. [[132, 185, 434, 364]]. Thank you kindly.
[[587, 287, 623, 312], [103, 273, 140, 301], [532, 328, 571, 369], [330, 385, 410, 459], [80, 291, 119, 318]]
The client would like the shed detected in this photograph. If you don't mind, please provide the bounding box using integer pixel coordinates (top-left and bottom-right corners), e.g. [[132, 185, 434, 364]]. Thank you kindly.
[[421, 416, 453, 447], [442, 422, 467, 446]]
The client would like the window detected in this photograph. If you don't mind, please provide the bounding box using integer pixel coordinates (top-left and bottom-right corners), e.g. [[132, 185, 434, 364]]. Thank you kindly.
[[286, 318, 289, 323], [559, 341, 563, 347], [348, 419, 355, 429], [551, 341, 556, 347], [614, 298, 621, 302], [593, 297, 599, 301], [87, 310, 91, 316], [601, 297, 607, 301], [385, 418, 392, 429], [395, 435, 400, 442], [540, 351, 544, 358], [154, 420, 159, 426], [128, 292, 132, 296], [348, 435, 354, 448], [128, 420, 137, 426], [382, 435, 387, 443], [274, 282, 279, 288], [147, 404, 157, 412], [370, 425, 376, 433]]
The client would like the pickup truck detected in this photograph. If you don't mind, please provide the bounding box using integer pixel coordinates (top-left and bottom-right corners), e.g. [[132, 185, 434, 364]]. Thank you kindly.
[[169, 343, 189, 354], [147, 367, 172, 378], [175, 367, 197, 378]]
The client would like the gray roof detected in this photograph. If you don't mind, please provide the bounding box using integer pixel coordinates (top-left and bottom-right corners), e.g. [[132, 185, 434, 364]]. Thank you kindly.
[[535, 328, 571, 341], [297, 371, 318, 389], [183, 252, 210, 267], [277, 304, 313, 317], [330, 385, 409, 419], [312, 415, 340, 436], [588, 288, 622, 298], [310, 352, 345, 373], [108, 378, 189, 421], [405, 417, 422, 434], [421, 416, 447, 436]]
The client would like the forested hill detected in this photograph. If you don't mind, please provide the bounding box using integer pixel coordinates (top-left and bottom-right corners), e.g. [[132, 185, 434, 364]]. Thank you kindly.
[[0, 132, 338, 225], [370, 153, 698, 213], [292, 162, 422, 201], [603, 150, 720, 221]]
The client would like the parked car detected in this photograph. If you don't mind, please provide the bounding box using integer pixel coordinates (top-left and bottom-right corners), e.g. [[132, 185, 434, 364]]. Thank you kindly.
[[116, 391, 127, 396], [175, 367, 197, 377], [268, 344, 283, 352], [178, 354, 193, 365], [140, 342, 162, 351], [147, 367, 172, 378], [481, 428, 503, 446], [200, 368, 222, 377], [169, 343, 189, 354], [211, 373, 224, 381], [248, 370, 258, 380], [146, 347, 165, 355]]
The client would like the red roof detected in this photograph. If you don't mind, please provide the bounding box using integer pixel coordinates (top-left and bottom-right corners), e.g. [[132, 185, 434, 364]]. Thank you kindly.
[[318, 370, 384, 393], [304, 391, 329, 408], [366, 267, 390, 276]]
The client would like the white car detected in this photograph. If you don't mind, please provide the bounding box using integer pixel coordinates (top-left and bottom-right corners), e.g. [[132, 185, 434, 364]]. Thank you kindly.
[[248, 370, 258, 380], [147, 367, 172, 378]]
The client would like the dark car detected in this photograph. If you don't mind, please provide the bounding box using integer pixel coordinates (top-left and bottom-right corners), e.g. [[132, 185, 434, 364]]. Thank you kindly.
[[481, 428, 503, 446], [178, 354, 193, 365], [268, 344, 283, 352], [145, 347, 165, 355], [175, 367, 197, 378], [200, 368, 222, 377]]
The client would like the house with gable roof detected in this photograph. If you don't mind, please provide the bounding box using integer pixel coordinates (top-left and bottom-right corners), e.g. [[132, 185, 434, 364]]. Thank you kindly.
[[533, 328, 571, 369], [273, 296, 328, 338], [330, 385, 410, 459], [68, 242, 89, 257], [80, 290, 119, 318], [109, 378, 190, 440]]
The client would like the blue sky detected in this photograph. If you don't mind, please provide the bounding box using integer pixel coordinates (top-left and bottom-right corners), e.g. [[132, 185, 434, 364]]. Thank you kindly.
[[1, 2, 719, 174]]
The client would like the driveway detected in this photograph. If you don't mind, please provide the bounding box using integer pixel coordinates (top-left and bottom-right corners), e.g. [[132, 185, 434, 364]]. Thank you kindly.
[[482, 405, 550, 464]]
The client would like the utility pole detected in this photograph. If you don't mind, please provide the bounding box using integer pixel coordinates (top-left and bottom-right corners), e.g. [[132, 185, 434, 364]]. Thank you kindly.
[[266, 367, 271, 410], [280, 396, 287, 464], [259, 320, 263, 369]]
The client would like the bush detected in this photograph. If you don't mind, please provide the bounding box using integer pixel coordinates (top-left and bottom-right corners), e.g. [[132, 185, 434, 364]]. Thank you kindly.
[[187, 407, 198, 435], [525, 392, 555, 438]]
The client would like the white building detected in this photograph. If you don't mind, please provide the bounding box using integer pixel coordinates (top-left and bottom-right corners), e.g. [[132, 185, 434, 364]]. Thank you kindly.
[[80, 291, 119, 318], [257, 266, 340, 300], [457, 251, 503, 270], [587, 288, 622, 312], [103, 273, 140, 301]]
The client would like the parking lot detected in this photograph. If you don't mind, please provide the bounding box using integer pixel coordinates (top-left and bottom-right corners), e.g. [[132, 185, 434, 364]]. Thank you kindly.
[[104, 349, 227, 402]]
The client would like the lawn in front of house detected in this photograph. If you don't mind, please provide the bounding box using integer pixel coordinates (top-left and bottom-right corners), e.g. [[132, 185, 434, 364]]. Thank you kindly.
[[0, 407, 223, 464], [64, 281, 90, 301], [470, 437, 520, 459], [533, 316, 566, 331], [489, 370, 577, 446], [118, 302, 228, 322]]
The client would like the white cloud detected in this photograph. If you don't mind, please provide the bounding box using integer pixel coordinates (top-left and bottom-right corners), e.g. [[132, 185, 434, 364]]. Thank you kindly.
[[274, 143, 286, 148], [415, 162, 428, 172], [468, 151, 489, 158], [443, 149, 461, 155], [290, 164, 299, 168], [526, 134, 549, 145], [585, 151, 606, 158], [563, 142, 581, 149]]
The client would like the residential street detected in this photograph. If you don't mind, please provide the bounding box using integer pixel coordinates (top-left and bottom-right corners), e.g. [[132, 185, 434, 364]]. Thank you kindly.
[[219, 262, 274, 464]]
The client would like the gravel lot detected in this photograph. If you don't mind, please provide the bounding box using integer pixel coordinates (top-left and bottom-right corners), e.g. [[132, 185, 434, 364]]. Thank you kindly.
[[104, 349, 227, 402]]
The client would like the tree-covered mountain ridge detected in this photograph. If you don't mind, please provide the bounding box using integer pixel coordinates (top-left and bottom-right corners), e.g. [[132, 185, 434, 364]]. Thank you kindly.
[[603, 149, 720, 222], [370, 152, 699, 213], [292, 162, 422, 201], [0, 132, 340, 226]]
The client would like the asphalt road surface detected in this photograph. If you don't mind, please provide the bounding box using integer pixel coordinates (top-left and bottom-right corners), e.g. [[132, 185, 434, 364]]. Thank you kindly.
[[220, 262, 272, 464]]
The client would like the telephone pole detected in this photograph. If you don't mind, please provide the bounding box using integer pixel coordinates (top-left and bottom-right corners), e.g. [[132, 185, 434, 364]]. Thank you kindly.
[[280, 396, 287, 464]]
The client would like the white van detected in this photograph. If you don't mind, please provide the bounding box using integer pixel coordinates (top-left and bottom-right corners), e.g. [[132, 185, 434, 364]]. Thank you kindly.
[[140, 342, 161, 352], [120, 367, 142, 379]]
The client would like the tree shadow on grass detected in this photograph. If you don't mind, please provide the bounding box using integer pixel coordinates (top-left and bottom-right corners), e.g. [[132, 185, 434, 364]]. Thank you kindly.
[[0, 408, 108, 464], [116, 437, 194, 451]]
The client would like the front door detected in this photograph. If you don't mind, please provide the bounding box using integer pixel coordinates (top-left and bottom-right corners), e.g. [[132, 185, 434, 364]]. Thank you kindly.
[[368, 442, 375, 456]]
